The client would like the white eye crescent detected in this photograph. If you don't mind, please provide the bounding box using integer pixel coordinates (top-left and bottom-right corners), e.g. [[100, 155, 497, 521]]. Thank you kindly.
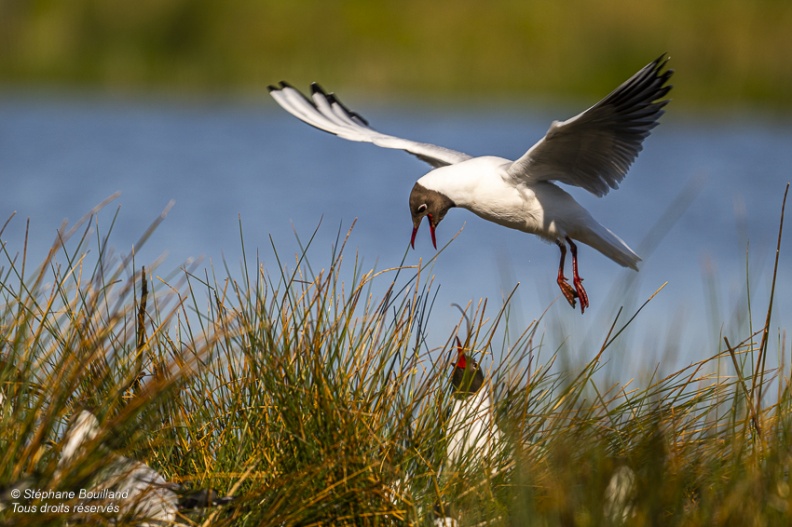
[[417, 204, 427, 213]]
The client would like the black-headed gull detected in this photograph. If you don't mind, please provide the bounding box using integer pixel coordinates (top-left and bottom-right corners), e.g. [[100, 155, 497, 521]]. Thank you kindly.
[[446, 337, 504, 468], [269, 55, 673, 312], [55, 410, 233, 526]]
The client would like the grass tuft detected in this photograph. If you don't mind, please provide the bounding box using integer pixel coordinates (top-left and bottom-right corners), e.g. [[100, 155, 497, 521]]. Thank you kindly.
[[1, 186, 791, 526]]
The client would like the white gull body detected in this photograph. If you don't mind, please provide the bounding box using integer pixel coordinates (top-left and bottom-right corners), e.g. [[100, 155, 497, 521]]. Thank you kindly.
[[447, 382, 504, 467], [56, 410, 232, 525], [269, 55, 673, 312], [56, 410, 179, 525], [416, 155, 639, 268]]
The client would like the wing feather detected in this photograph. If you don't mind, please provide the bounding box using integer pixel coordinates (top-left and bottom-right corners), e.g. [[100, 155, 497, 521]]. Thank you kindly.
[[269, 82, 471, 168], [507, 54, 673, 196]]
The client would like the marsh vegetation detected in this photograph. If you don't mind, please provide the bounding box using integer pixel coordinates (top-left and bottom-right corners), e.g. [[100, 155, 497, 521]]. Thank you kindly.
[[1, 186, 790, 525]]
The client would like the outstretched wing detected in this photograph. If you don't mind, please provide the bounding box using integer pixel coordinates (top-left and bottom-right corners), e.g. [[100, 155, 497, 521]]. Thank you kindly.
[[269, 82, 472, 168], [507, 54, 673, 196]]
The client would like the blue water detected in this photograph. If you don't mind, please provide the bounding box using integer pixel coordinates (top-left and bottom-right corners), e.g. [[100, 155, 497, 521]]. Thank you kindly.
[[1, 94, 790, 375]]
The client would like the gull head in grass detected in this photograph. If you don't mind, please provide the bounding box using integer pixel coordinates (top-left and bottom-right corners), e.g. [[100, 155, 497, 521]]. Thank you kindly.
[[269, 54, 673, 313], [451, 336, 484, 398]]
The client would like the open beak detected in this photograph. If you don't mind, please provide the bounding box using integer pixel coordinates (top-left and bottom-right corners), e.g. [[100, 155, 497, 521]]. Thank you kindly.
[[452, 336, 466, 369], [410, 215, 437, 250]]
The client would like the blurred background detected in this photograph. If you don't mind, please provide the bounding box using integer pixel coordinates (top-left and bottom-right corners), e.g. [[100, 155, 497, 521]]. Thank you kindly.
[[2, 0, 791, 108], [1, 0, 791, 374]]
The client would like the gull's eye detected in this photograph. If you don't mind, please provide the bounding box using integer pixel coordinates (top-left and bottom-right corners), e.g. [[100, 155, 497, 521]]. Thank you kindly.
[[417, 204, 427, 214]]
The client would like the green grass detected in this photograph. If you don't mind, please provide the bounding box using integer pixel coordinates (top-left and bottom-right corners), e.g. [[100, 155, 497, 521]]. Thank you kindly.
[[2, 1, 792, 110], [1, 186, 790, 526]]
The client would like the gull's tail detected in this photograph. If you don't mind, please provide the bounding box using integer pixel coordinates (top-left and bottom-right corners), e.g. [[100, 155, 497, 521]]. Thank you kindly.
[[577, 222, 641, 270]]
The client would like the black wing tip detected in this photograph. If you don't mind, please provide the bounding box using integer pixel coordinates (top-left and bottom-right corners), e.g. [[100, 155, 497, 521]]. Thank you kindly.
[[651, 53, 675, 84], [653, 52, 669, 66], [268, 80, 295, 93], [613, 53, 674, 107], [310, 82, 327, 96], [650, 53, 673, 73], [323, 88, 370, 126], [350, 111, 369, 127], [271, 80, 372, 127]]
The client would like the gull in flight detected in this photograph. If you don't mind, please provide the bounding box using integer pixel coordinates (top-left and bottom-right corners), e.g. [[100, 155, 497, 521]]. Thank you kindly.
[[269, 55, 673, 312]]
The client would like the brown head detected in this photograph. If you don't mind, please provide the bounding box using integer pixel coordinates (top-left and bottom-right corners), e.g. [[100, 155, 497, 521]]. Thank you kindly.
[[409, 183, 456, 249], [451, 337, 484, 398]]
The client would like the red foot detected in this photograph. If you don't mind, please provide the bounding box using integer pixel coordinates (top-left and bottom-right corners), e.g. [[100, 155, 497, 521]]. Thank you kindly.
[[556, 240, 577, 309], [557, 276, 578, 308], [567, 237, 589, 314], [556, 238, 590, 313], [573, 275, 589, 313]]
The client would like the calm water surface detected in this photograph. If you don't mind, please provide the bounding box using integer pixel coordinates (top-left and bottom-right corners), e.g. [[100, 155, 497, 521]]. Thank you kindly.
[[1, 94, 790, 375]]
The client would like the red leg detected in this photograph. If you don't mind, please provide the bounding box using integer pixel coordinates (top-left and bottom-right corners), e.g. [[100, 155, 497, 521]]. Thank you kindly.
[[566, 237, 589, 313], [556, 240, 577, 308]]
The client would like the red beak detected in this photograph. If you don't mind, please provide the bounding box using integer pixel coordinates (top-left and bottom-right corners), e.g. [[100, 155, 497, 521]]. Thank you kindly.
[[410, 215, 437, 250], [453, 336, 466, 369]]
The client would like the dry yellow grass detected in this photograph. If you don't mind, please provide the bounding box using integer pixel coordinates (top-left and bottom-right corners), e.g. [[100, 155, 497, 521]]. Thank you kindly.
[[1, 185, 790, 525]]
